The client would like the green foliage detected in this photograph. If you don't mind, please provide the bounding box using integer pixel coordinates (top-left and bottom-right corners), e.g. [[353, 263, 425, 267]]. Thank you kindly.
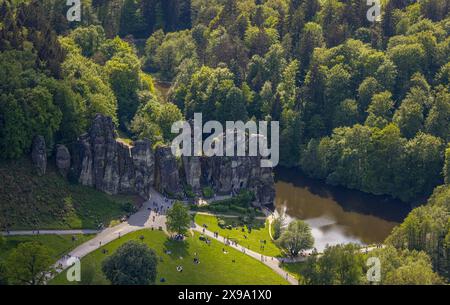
[[301, 123, 444, 202], [119, 0, 147, 38], [0, 158, 134, 230], [121, 202, 137, 214], [99, 37, 134, 62], [370, 246, 443, 284], [184, 66, 247, 123], [0, 50, 62, 158], [445, 145, 450, 185], [69, 25, 106, 57], [202, 187, 214, 199], [80, 260, 96, 285], [276, 220, 314, 257], [333, 99, 359, 128], [131, 96, 183, 144], [193, 190, 260, 217], [365, 91, 395, 129], [143, 30, 196, 80], [166, 201, 191, 235], [393, 88, 426, 138], [386, 184, 450, 280], [298, 22, 324, 71], [425, 86, 450, 141], [300, 244, 365, 285], [0, 261, 8, 285], [272, 216, 284, 240], [61, 43, 119, 126], [102, 240, 158, 285], [6, 241, 52, 285], [52, 229, 287, 285], [357, 77, 383, 113], [4, 0, 449, 205], [194, 214, 282, 257], [105, 51, 142, 125]]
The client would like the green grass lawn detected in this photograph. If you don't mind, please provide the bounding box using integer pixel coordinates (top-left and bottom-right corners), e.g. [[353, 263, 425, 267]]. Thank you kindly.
[[194, 214, 282, 257], [0, 158, 141, 230], [51, 230, 288, 285], [0, 234, 94, 261]]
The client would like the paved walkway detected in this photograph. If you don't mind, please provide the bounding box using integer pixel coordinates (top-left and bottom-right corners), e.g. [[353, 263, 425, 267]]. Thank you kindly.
[[191, 223, 299, 285], [2, 189, 304, 284], [2, 188, 384, 285], [2, 189, 317, 285], [52, 188, 299, 284], [52, 188, 173, 272], [1, 229, 100, 236]]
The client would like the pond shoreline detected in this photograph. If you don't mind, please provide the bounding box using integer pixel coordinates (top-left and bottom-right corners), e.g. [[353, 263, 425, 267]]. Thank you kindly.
[[274, 167, 414, 251]]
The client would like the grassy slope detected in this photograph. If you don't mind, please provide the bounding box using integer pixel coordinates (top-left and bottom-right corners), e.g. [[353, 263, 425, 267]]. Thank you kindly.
[[0, 158, 140, 230], [280, 262, 305, 281], [0, 234, 94, 261], [52, 230, 288, 285], [194, 214, 282, 257]]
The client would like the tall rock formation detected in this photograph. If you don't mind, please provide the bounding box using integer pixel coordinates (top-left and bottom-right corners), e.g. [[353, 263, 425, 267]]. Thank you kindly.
[[131, 140, 155, 198], [182, 156, 202, 193], [72, 114, 155, 198], [31, 135, 47, 176], [55, 144, 71, 177], [184, 132, 276, 207], [70, 114, 275, 206], [154, 146, 183, 198]]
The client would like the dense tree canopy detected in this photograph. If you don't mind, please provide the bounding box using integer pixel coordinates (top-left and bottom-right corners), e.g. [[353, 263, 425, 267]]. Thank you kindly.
[[276, 220, 314, 257], [166, 201, 191, 235], [6, 242, 53, 285], [301, 244, 366, 285], [2, 0, 449, 203], [386, 184, 450, 280], [0, 0, 449, 286], [102, 241, 158, 285]]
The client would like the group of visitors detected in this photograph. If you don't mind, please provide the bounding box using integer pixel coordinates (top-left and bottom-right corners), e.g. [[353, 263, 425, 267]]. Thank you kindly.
[[173, 234, 184, 241]]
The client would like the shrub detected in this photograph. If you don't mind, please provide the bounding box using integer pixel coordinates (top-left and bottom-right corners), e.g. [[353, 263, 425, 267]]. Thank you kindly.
[[121, 202, 137, 214], [202, 187, 214, 198], [218, 219, 226, 228]]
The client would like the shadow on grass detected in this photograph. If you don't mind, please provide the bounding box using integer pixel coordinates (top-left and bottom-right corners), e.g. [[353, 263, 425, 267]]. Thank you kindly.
[[218, 217, 266, 232], [163, 238, 190, 260]]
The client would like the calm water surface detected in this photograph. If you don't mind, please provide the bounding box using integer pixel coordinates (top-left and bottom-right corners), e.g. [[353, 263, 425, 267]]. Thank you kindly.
[[275, 168, 412, 251]]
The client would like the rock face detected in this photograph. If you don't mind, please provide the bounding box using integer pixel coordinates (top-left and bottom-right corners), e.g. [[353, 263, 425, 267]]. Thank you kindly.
[[70, 114, 275, 206], [155, 146, 183, 198], [31, 135, 47, 176], [199, 155, 275, 207], [55, 144, 71, 177], [184, 132, 276, 207], [90, 115, 120, 194], [182, 156, 202, 193], [72, 114, 154, 198], [131, 140, 154, 198], [248, 162, 276, 207]]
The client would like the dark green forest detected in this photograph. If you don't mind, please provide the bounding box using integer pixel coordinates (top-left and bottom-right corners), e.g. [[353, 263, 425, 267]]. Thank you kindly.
[[2, 0, 449, 201], [0, 0, 449, 283]]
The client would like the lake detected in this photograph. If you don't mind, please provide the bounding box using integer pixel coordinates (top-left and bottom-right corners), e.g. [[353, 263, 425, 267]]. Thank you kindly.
[[274, 168, 412, 251]]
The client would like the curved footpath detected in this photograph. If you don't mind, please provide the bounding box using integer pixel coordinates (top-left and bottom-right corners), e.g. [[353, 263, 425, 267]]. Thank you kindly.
[[193, 223, 299, 285], [1, 188, 299, 285], [1, 229, 100, 236]]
